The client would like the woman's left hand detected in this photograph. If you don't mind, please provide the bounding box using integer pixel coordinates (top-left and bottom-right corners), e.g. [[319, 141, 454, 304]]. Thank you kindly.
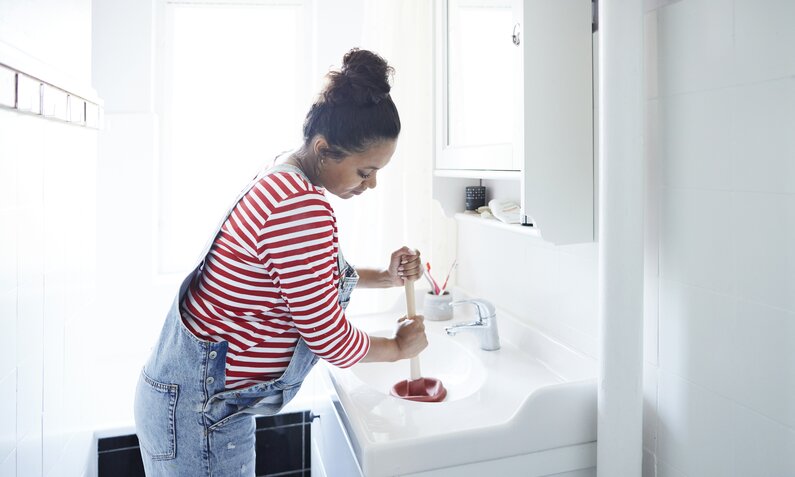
[[385, 246, 422, 286]]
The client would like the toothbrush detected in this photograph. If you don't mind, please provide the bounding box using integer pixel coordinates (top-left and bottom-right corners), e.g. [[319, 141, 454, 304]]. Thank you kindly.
[[424, 262, 441, 295], [422, 267, 439, 294], [439, 259, 457, 295]]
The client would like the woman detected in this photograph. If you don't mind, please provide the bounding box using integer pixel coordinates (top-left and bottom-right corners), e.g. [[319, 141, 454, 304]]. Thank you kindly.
[[134, 48, 428, 476]]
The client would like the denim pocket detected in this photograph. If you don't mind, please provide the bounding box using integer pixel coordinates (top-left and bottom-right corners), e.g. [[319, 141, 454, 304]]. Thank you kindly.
[[338, 274, 358, 311], [134, 369, 179, 461]]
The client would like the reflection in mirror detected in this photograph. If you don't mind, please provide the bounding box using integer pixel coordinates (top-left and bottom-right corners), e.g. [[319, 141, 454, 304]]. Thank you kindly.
[[447, 0, 514, 148]]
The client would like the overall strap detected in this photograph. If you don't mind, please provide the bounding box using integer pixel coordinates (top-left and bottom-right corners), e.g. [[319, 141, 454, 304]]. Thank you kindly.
[[192, 160, 311, 270]]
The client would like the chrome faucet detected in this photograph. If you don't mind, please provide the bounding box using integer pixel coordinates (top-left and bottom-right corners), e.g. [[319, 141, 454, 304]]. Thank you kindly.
[[445, 299, 500, 351]]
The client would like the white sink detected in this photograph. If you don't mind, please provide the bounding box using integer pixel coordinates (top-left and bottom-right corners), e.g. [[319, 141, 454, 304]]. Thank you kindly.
[[319, 291, 598, 477], [350, 330, 487, 403]]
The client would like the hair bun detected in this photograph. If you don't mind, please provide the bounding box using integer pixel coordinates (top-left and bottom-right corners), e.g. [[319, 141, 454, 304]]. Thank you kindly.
[[323, 48, 393, 106]]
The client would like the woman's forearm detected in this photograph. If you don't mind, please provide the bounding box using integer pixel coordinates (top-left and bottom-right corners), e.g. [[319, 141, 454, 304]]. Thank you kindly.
[[355, 267, 393, 288], [360, 336, 401, 362]]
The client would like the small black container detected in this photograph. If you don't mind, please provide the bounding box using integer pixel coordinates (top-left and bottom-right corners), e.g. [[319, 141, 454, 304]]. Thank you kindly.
[[465, 186, 486, 211]]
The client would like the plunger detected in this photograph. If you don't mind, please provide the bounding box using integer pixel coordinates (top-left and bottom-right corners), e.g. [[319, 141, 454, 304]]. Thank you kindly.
[[389, 278, 447, 403]]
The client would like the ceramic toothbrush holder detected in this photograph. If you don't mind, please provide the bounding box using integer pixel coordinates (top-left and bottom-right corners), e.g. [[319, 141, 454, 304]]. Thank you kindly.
[[423, 291, 453, 321]]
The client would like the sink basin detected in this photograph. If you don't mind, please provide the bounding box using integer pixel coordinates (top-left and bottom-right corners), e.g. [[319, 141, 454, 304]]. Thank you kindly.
[[350, 330, 487, 403], [318, 294, 598, 477]]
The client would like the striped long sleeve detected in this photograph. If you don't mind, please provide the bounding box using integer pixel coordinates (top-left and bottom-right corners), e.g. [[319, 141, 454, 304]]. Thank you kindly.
[[180, 170, 370, 390]]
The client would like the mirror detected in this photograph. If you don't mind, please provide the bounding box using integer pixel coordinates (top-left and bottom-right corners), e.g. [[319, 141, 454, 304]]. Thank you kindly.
[[447, 0, 514, 148]]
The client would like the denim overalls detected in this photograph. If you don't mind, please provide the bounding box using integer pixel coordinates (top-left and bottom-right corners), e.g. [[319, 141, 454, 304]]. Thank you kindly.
[[134, 164, 359, 476]]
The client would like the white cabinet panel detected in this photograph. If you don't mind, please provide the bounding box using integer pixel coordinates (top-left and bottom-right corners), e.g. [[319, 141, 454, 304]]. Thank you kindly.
[[311, 370, 363, 477], [517, 0, 594, 243], [434, 0, 595, 244]]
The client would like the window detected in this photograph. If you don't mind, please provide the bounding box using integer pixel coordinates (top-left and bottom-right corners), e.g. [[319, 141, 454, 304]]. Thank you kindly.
[[157, 0, 310, 274]]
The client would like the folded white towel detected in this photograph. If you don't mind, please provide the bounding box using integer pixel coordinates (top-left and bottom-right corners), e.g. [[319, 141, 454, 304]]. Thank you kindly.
[[487, 199, 521, 224]]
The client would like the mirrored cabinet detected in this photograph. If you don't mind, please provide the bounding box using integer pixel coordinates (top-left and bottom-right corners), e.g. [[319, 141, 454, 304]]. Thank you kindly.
[[437, 0, 516, 172], [433, 0, 595, 244]]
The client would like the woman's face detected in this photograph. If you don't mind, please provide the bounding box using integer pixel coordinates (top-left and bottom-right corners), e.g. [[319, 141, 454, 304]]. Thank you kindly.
[[319, 139, 397, 199]]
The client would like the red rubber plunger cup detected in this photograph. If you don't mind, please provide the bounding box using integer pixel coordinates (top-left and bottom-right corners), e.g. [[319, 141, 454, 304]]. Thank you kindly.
[[390, 278, 447, 403]]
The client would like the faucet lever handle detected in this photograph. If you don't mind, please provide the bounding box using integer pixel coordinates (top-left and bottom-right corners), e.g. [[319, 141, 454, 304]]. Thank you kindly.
[[448, 299, 497, 321]]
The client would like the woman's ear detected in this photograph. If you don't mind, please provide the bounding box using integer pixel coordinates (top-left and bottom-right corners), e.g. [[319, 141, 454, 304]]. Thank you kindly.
[[312, 135, 329, 158]]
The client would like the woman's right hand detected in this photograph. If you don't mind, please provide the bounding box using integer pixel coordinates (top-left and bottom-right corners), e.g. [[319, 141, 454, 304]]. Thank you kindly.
[[394, 314, 428, 359], [359, 315, 429, 363]]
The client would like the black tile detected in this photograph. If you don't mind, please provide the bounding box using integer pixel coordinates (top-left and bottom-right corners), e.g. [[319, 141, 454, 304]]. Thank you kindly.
[[303, 423, 311, 470], [98, 434, 140, 452], [256, 412, 304, 430], [98, 447, 145, 477], [255, 426, 304, 476]]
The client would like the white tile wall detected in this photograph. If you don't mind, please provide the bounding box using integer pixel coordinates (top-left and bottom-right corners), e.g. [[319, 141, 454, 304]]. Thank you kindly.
[[659, 88, 734, 191], [0, 370, 17, 465], [657, 372, 736, 477], [456, 220, 599, 359], [454, 2, 795, 475], [17, 433, 43, 477], [0, 288, 18, 380], [733, 192, 795, 312], [659, 188, 734, 293], [657, 461, 687, 477], [656, 0, 734, 96], [732, 404, 795, 477], [644, 1, 795, 475], [732, 78, 795, 195], [658, 280, 736, 397], [0, 103, 98, 477], [1, 0, 104, 455], [730, 300, 795, 429], [733, 0, 795, 85], [642, 363, 659, 458], [0, 449, 16, 477]]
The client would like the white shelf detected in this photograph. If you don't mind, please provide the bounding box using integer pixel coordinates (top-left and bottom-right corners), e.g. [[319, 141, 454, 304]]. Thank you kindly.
[[434, 169, 521, 180], [454, 212, 540, 237]]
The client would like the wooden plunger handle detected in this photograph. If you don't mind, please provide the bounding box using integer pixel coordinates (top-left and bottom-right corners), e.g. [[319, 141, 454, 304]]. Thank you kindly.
[[404, 279, 422, 380]]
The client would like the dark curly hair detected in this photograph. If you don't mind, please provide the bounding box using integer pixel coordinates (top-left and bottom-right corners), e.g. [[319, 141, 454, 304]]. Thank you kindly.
[[302, 48, 401, 159]]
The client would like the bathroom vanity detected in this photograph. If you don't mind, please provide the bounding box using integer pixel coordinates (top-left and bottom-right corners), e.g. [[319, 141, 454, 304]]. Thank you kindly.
[[310, 293, 597, 477]]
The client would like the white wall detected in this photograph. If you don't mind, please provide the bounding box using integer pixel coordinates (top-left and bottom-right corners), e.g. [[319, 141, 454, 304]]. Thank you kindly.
[[0, 2, 99, 476], [642, 0, 795, 475], [456, 225, 600, 357], [458, 1, 795, 476], [89, 0, 179, 428], [0, 0, 92, 88], [89, 0, 372, 428]]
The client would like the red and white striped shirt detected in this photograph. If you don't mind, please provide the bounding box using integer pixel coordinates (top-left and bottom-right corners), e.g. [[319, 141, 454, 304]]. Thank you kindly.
[[180, 168, 370, 390]]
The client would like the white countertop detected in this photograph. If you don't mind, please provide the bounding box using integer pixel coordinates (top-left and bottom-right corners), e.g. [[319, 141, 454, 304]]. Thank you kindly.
[[323, 297, 598, 477]]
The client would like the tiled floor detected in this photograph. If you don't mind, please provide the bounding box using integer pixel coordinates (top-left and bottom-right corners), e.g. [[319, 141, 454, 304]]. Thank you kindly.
[[98, 411, 312, 477]]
